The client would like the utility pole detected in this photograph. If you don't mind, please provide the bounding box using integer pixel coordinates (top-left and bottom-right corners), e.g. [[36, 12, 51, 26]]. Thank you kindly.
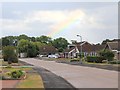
[[77, 35, 82, 64]]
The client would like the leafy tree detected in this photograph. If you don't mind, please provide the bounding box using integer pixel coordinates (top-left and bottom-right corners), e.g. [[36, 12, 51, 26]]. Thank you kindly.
[[58, 47, 64, 52], [36, 35, 52, 44], [2, 46, 18, 63], [101, 39, 111, 45], [30, 37, 36, 42], [99, 50, 114, 61], [2, 36, 18, 46], [18, 34, 29, 40], [52, 37, 69, 52], [2, 37, 10, 46], [18, 40, 43, 57], [27, 42, 38, 57], [17, 39, 29, 53]]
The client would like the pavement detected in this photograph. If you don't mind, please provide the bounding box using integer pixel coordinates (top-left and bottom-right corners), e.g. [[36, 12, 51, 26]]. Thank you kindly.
[[20, 58, 119, 88], [1, 80, 20, 88], [33, 67, 75, 89]]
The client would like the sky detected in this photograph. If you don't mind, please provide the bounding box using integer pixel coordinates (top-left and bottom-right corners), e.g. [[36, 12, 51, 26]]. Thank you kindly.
[[1, 1, 118, 44]]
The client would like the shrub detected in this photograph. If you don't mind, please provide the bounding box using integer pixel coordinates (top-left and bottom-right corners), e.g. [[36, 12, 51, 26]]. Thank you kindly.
[[99, 50, 114, 61], [109, 60, 120, 64], [2, 46, 18, 63], [6, 64, 12, 68], [70, 58, 80, 62], [86, 56, 103, 63], [8, 70, 24, 79]]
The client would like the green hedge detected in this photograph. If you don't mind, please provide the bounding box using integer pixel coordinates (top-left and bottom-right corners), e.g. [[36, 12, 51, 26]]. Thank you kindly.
[[86, 56, 104, 63], [109, 60, 120, 64]]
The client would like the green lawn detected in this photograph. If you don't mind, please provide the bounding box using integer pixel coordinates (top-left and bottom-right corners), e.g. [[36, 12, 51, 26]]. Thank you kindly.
[[0, 59, 20, 66], [2, 67, 44, 88], [16, 73, 44, 88], [1, 64, 44, 88], [47, 58, 70, 61]]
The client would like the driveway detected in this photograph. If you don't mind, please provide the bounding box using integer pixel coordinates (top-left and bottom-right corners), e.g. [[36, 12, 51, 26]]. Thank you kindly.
[[20, 58, 118, 88]]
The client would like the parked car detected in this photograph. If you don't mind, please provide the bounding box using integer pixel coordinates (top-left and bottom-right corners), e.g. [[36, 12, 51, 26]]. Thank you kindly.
[[48, 55, 58, 58], [39, 55, 47, 57]]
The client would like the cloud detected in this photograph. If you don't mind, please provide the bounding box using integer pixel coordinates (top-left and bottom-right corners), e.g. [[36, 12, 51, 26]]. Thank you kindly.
[[2, 4, 118, 44], [12, 11, 22, 15], [24, 9, 85, 24], [2, 9, 86, 34], [2, 19, 30, 32]]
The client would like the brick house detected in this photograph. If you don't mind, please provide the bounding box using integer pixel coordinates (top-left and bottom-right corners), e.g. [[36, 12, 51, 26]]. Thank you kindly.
[[64, 41, 105, 58], [39, 45, 57, 55], [104, 41, 120, 60]]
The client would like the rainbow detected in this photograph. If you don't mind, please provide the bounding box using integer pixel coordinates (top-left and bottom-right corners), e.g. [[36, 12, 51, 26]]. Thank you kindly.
[[48, 11, 84, 38]]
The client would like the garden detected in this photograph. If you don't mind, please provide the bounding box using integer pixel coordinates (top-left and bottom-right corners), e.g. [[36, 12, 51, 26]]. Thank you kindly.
[[1, 46, 44, 88]]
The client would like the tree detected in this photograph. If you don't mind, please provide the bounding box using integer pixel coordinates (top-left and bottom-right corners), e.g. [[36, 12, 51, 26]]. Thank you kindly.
[[30, 37, 36, 42], [18, 40, 42, 57], [101, 39, 110, 45], [18, 34, 29, 41], [17, 39, 29, 53], [36, 35, 52, 44], [52, 37, 69, 52], [2, 36, 18, 46], [2, 37, 10, 46], [27, 42, 38, 57], [3, 46, 18, 63], [99, 50, 114, 61]]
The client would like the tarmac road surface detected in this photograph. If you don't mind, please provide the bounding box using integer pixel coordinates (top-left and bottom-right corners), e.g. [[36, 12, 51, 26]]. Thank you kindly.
[[20, 58, 118, 88]]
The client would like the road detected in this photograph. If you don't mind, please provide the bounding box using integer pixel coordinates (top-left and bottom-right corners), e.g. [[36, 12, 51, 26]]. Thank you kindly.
[[33, 67, 75, 89], [20, 58, 118, 88]]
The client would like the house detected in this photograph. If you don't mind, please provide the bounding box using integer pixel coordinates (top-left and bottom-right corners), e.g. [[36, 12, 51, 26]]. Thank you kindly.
[[39, 45, 57, 55], [64, 41, 105, 58], [104, 40, 120, 60]]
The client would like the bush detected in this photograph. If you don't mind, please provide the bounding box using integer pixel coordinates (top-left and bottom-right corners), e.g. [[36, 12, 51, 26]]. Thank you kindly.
[[8, 70, 24, 79], [3, 46, 18, 63], [99, 50, 114, 61], [86, 56, 104, 63], [109, 60, 120, 64], [70, 58, 80, 62]]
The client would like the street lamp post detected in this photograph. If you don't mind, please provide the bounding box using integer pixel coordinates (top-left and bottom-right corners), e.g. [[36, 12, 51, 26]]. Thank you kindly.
[[77, 35, 82, 64]]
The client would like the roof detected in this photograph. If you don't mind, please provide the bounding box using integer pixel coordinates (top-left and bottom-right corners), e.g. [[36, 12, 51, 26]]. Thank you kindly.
[[107, 41, 120, 51], [64, 47, 75, 52], [65, 41, 105, 53], [39, 45, 57, 54], [69, 41, 86, 46], [77, 44, 105, 52]]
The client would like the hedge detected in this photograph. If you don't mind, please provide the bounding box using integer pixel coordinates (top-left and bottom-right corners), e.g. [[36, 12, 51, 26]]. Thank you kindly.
[[109, 60, 120, 64], [86, 56, 104, 63]]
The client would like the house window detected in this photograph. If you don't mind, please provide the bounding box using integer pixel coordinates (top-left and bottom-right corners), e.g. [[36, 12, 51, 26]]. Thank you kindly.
[[95, 52, 97, 56], [90, 52, 92, 56], [84, 52, 86, 57]]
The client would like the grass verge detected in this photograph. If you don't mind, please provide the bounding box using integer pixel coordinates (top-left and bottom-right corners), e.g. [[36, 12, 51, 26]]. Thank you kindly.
[[16, 73, 44, 88], [2, 67, 44, 88]]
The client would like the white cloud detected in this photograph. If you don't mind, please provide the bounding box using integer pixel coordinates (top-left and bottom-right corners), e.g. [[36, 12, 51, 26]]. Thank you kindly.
[[24, 9, 85, 24], [2, 9, 87, 34], [2, 19, 30, 32], [12, 11, 22, 15], [2, 4, 118, 44]]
